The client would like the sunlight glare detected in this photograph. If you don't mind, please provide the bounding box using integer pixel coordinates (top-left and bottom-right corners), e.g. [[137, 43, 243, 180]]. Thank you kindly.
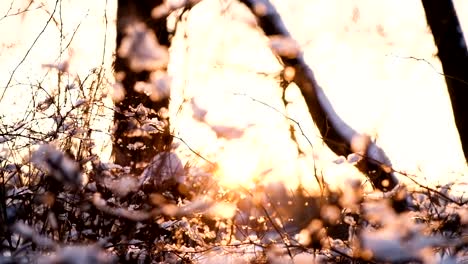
[[214, 141, 260, 189]]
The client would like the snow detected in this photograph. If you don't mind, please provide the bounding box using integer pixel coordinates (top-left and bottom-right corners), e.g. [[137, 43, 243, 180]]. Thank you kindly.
[[133, 71, 172, 102], [31, 144, 82, 187], [118, 22, 169, 73], [1, 2, 468, 262], [166, 0, 468, 192], [269, 36, 301, 59], [139, 151, 185, 187]]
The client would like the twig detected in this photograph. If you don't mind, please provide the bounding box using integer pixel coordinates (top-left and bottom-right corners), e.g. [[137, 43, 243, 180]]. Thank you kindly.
[[1, 0, 60, 103]]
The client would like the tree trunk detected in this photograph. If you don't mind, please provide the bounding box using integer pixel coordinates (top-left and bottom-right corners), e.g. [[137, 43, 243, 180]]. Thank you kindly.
[[113, 0, 172, 173], [421, 0, 468, 162]]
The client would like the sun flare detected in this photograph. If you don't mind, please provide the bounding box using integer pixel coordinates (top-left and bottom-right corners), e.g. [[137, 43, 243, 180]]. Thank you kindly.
[[214, 141, 260, 189]]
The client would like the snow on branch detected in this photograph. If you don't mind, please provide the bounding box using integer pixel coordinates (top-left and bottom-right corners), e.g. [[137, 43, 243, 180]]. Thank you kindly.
[[31, 144, 82, 187], [151, 0, 202, 19], [239, 0, 398, 191], [117, 22, 169, 73]]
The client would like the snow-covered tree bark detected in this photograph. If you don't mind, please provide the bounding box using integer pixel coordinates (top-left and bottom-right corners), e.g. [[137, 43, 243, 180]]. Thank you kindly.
[[421, 0, 468, 163], [239, 0, 398, 191], [113, 0, 173, 173]]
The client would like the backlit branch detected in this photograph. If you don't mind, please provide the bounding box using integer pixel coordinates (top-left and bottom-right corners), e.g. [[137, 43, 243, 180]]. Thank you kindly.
[[239, 0, 398, 191]]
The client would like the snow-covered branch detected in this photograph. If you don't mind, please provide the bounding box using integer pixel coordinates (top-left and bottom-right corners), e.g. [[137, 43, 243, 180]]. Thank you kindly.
[[239, 0, 398, 191]]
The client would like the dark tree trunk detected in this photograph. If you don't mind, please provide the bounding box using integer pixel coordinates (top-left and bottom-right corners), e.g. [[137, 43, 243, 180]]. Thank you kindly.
[[421, 0, 468, 162], [240, 0, 398, 191], [113, 0, 172, 173]]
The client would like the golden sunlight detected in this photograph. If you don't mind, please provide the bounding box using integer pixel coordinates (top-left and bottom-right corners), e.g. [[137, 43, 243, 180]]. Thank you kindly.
[[168, 0, 468, 192], [2, 0, 468, 194], [2, 1, 467, 262], [214, 139, 261, 189]]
